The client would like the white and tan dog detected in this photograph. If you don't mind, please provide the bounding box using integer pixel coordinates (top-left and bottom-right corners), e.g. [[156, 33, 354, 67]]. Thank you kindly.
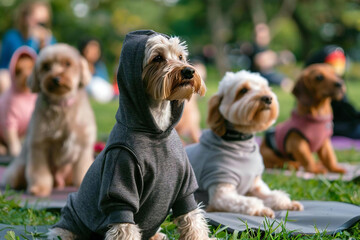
[[48, 30, 212, 240], [187, 70, 303, 218], [2, 43, 96, 197]]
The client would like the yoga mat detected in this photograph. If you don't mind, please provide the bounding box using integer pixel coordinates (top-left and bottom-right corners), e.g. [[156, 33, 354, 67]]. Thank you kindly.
[[205, 200, 360, 235], [255, 136, 360, 151], [0, 166, 75, 209], [265, 162, 360, 181]]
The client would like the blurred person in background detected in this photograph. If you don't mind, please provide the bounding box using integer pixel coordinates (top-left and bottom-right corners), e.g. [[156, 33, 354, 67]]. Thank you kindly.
[[0, 0, 56, 94], [305, 45, 360, 139], [78, 38, 114, 103], [245, 23, 293, 92], [0, 46, 37, 156]]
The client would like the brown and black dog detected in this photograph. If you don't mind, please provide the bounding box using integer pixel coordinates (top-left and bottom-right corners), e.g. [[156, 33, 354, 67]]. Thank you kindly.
[[260, 63, 346, 174]]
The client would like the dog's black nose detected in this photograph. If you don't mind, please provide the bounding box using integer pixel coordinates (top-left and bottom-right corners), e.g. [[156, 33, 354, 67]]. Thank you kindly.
[[52, 77, 60, 85], [334, 81, 343, 88], [261, 95, 272, 104], [181, 67, 195, 79]]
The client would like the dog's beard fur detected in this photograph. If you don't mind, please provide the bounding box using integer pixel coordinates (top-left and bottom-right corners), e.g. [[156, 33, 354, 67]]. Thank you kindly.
[[141, 35, 206, 131], [143, 60, 205, 101], [142, 35, 206, 102], [43, 74, 74, 96], [223, 90, 279, 133], [208, 74, 279, 135]]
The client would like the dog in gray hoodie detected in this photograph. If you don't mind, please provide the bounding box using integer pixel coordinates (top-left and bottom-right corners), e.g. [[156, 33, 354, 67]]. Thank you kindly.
[[48, 30, 212, 240], [187, 70, 303, 218]]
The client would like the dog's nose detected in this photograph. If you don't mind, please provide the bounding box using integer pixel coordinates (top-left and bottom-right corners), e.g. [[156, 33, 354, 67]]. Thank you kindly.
[[334, 81, 343, 88], [52, 77, 60, 85], [261, 95, 272, 105], [181, 67, 195, 79]]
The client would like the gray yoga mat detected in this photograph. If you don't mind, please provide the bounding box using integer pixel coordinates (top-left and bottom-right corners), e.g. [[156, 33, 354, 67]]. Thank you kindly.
[[205, 200, 360, 235], [0, 201, 359, 238]]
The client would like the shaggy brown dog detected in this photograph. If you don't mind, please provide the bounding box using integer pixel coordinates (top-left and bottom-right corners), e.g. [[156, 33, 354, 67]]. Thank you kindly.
[[2, 43, 96, 197], [260, 64, 346, 174]]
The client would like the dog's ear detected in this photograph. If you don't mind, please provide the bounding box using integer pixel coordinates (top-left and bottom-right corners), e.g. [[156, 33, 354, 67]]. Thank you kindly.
[[27, 66, 40, 93], [292, 76, 315, 107], [207, 94, 226, 136], [79, 57, 92, 88]]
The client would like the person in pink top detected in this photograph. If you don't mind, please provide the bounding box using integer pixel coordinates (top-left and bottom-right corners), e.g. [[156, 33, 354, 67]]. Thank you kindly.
[[0, 46, 37, 156]]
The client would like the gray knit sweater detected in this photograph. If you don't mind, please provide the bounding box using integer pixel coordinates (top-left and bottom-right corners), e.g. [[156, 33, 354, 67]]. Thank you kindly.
[[186, 130, 264, 195], [53, 30, 198, 240]]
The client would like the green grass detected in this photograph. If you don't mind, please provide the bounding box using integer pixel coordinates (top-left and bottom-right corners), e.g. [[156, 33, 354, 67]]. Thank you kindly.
[[0, 189, 59, 226], [1, 63, 360, 239]]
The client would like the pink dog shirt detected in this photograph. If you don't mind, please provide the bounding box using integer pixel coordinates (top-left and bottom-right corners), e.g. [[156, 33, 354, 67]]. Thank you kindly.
[[275, 111, 333, 156], [0, 47, 37, 140]]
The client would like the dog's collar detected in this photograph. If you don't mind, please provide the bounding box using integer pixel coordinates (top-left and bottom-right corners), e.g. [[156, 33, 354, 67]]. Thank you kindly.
[[221, 120, 254, 141], [221, 129, 253, 141]]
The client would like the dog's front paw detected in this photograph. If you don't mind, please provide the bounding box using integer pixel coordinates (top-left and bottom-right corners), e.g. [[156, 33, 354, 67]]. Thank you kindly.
[[28, 184, 52, 197], [329, 165, 346, 174], [246, 197, 274, 218], [289, 201, 304, 211], [106, 223, 141, 240], [150, 233, 167, 240], [263, 190, 303, 212], [252, 206, 275, 218], [305, 164, 327, 174]]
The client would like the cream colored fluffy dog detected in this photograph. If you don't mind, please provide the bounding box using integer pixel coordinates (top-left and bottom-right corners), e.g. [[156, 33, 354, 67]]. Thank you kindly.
[[2, 43, 96, 197], [187, 70, 303, 218], [48, 30, 213, 240]]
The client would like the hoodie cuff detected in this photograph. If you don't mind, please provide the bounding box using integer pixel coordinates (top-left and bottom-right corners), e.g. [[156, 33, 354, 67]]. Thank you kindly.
[[172, 194, 198, 218], [108, 209, 135, 225]]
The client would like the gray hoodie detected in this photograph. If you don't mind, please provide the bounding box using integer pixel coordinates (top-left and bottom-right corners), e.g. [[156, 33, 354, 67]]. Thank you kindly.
[[53, 30, 198, 240], [186, 130, 264, 195]]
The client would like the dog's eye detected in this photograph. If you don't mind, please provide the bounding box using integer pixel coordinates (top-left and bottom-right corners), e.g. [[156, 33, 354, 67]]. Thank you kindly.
[[179, 55, 183, 60], [316, 74, 324, 81], [239, 88, 248, 94], [153, 55, 164, 63], [15, 69, 22, 76], [64, 60, 71, 67], [235, 87, 248, 100], [42, 63, 51, 71]]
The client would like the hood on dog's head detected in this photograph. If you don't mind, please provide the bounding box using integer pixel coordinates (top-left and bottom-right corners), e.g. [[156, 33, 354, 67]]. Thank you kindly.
[[115, 30, 184, 136]]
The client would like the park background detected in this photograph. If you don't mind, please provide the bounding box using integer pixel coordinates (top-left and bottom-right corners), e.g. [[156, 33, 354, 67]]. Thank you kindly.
[[2, 0, 360, 136], [0, 0, 360, 185]]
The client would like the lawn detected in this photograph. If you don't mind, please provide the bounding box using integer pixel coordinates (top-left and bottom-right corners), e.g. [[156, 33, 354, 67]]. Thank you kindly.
[[1, 63, 360, 239]]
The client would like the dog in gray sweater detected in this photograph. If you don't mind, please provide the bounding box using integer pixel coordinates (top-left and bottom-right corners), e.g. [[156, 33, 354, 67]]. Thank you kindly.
[[187, 70, 303, 218], [48, 30, 212, 240]]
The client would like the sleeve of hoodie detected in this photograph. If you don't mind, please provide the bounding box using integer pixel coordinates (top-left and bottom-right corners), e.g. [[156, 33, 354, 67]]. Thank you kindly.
[[98, 148, 143, 224], [172, 159, 199, 218]]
